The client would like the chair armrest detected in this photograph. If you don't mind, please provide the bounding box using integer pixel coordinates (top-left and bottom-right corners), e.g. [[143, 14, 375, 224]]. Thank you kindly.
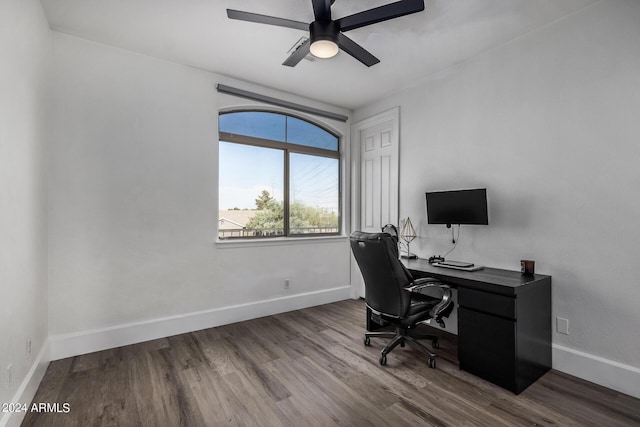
[[405, 277, 450, 293], [406, 279, 454, 327], [430, 287, 453, 327]]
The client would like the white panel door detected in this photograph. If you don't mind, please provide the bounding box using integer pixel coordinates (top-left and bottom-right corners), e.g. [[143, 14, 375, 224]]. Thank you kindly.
[[351, 108, 400, 297], [360, 120, 398, 231]]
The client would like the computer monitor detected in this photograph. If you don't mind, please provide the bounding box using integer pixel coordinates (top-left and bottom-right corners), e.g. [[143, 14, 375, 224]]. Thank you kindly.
[[426, 188, 488, 228]]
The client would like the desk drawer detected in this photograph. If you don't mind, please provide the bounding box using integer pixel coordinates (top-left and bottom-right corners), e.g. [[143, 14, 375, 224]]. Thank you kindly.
[[459, 287, 515, 319], [458, 307, 517, 392]]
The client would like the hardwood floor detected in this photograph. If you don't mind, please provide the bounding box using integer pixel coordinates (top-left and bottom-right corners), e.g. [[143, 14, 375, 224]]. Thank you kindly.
[[23, 299, 640, 426]]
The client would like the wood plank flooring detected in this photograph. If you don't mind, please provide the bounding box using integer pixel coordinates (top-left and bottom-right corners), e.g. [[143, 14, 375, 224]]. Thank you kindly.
[[22, 299, 640, 426]]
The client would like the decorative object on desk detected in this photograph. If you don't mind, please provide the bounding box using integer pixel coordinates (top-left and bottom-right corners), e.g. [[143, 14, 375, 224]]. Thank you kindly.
[[521, 259, 535, 275], [400, 217, 417, 259]]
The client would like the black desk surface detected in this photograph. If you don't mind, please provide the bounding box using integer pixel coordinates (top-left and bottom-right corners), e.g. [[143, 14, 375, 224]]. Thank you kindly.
[[403, 258, 551, 296]]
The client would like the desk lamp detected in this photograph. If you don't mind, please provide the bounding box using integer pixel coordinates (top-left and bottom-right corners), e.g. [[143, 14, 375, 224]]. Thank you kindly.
[[400, 217, 417, 259]]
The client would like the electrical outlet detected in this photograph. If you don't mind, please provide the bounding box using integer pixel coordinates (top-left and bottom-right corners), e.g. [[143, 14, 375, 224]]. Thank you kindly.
[[284, 279, 290, 289], [557, 317, 569, 335], [27, 338, 32, 359]]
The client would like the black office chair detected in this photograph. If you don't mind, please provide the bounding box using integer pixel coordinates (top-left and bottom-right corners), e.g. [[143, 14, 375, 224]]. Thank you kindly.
[[350, 230, 453, 368]]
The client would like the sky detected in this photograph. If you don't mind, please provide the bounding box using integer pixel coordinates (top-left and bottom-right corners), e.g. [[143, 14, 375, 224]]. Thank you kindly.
[[218, 142, 339, 211], [218, 142, 283, 210]]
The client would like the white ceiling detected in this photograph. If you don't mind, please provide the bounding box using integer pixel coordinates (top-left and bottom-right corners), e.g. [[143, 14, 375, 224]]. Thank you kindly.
[[40, 0, 598, 110]]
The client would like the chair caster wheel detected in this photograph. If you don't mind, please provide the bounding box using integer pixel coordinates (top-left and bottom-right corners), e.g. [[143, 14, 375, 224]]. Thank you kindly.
[[364, 337, 371, 346], [400, 341, 405, 348], [432, 339, 439, 349], [428, 358, 436, 369], [379, 355, 387, 365]]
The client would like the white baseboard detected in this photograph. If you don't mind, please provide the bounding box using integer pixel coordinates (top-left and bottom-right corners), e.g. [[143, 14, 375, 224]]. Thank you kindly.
[[553, 343, 640, 399], [0, 341, 50, 427], [49, 286, 352, 361]]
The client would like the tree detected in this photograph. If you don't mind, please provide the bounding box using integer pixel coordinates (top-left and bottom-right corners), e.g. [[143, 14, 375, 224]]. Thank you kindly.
[[246, 197, 283, 235], [246, 191, 338, 234], [255, 190, 275, 210]]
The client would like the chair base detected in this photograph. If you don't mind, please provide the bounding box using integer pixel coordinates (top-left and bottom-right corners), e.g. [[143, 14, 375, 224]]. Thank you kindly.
[[364, 328, 439, 368]]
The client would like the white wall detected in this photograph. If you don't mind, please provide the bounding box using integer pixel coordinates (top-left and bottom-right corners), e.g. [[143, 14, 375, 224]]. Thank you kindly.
[[0, 0, 50, 420], [47, 33, 351, 355], [354, 0, 640, 395]]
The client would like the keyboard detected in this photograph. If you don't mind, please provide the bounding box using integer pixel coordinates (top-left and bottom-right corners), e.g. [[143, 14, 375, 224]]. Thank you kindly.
[[433, 261, 484, 271], [438, 260, 474, 268]]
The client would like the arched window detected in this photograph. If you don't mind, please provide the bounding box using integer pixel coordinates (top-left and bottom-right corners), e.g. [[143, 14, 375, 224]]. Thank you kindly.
[[218, 111, 340, 239]]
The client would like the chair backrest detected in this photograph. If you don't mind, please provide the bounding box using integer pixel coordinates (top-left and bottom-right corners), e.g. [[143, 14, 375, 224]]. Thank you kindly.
[[350, 231, 413, 318]]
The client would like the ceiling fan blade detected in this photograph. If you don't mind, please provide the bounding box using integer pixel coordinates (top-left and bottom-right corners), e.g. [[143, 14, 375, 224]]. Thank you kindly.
[[227, 9, 309, 31], [282, 39, 311, 67], [312, 0, 332, 21], [336, 33, 380, 67], [336, 0, 424, 32]]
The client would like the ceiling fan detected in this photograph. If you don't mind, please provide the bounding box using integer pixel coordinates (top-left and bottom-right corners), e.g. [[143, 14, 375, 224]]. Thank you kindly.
[[227, 0, 425, 67]]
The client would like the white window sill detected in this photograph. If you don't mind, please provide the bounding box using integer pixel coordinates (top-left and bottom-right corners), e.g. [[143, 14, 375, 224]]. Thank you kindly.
[[215, 235, 348, 249]]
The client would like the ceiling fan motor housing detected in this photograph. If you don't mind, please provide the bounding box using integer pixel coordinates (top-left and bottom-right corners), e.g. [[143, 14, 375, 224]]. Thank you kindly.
[[310, 20, 339, 44], [309, 21, 340, 58]]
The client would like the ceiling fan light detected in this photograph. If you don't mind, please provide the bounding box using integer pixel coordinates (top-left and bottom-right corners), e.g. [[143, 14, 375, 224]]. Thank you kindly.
[[310, 39, 339, 59]]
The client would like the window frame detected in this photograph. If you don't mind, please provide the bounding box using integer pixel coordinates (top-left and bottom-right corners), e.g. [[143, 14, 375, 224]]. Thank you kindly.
[[218, 110, 342, 240]]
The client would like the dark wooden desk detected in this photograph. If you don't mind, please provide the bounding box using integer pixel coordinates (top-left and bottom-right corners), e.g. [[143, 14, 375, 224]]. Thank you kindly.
[[403, 259, 552, 394]]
